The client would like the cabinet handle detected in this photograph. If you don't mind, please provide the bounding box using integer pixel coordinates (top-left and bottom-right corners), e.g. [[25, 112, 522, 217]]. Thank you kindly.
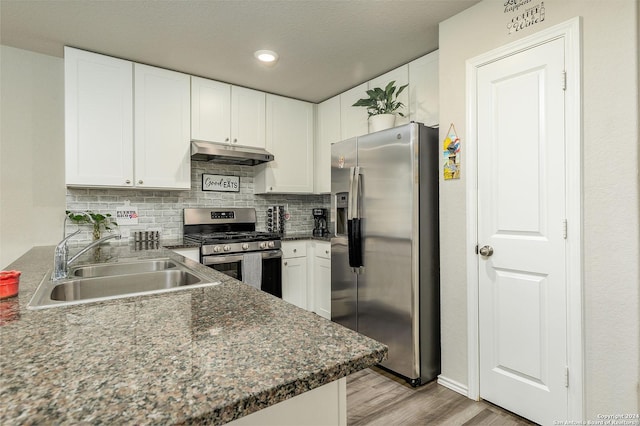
[[325, 250, 329, 254], [225, 138, 229, 142], [138, 180, 143, 185], [233, 138, 238, 143], [293, 249, 297, 253], [284, 261, 288, 266], [125, 179, 131, 184]]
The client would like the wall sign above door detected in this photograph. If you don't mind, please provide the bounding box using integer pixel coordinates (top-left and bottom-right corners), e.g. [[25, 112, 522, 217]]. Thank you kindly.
[[505, 1, 546, 34], [202, 174, 240, 192]]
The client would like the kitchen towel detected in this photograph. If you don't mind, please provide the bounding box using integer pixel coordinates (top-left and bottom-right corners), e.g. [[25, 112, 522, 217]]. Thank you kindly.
[[242, 252, 262, 290]]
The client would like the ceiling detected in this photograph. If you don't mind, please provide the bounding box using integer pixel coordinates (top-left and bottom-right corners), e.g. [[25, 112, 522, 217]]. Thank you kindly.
[[0, 0, 479, 103]]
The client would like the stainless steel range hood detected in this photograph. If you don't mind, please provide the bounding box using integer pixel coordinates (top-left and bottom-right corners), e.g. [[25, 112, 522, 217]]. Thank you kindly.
[[191, 140, 274, 166]]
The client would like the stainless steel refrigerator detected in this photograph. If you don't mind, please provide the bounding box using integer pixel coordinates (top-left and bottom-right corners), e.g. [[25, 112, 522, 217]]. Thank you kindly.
[[330, 122, 440, 386]]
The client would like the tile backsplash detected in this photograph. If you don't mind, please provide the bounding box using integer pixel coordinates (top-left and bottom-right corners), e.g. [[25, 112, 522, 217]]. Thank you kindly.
[[65, 161, 330, 244]]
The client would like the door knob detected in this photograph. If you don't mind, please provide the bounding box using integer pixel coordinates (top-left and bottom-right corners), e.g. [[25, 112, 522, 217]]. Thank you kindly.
[[479, 245, 494, 257]]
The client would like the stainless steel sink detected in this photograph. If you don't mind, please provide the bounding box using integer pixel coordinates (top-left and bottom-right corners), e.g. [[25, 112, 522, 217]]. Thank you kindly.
[[50, 270, 203, 302], [28, 258, 220, 310], [70, 259, 177, 278]]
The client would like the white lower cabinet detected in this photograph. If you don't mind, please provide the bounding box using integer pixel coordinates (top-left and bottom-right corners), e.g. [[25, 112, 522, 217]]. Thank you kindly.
[[281, 240, 331, 318], [312, 242, 331, 320], [282, 241, 308, 309]]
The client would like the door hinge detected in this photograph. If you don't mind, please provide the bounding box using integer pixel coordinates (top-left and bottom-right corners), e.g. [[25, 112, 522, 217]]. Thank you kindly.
[[562, 71, 567, 91], [564, 366, 569, 387], [475, 244, 479, 254], [562, 219, 568, 239]]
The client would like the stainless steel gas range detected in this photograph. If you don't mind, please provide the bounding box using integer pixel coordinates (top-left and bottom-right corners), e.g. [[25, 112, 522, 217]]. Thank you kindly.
[[183, 208, 282, 298]]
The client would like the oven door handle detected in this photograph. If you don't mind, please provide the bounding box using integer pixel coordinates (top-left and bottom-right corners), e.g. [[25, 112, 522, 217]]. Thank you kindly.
[[201, 250, 282, 265]]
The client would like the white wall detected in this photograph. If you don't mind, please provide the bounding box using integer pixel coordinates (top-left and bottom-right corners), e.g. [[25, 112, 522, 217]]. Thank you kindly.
[[0, 46, 66, 268], [438, 0, 639, 420]]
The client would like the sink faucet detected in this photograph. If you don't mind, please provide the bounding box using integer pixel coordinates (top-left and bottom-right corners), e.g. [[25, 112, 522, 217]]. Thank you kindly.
[[53, 231, 121, 281]]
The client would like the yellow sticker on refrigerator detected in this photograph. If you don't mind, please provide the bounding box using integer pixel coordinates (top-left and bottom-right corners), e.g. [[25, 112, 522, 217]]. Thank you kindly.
[[443, 123, 461, 180]]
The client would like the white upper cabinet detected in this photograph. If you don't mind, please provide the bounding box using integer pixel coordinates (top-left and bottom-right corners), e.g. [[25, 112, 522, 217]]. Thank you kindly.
[[65, 47, 190, 189], [134, 64, 191, 189], [191, 77, 231, 143], [314, 95, 340, 194], [191, 77, 266, 149], [255, 94, 314, 193], [65, 47, 134, 187], [231, 86, 266, 149], [408, 50, 439, 126], [340, 83, 369, 140], [368, 65, 410, 130]]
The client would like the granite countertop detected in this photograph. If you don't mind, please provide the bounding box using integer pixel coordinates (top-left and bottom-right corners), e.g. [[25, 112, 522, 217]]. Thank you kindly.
[[0, 245, 386, 425], [281, 233, 331, 242]]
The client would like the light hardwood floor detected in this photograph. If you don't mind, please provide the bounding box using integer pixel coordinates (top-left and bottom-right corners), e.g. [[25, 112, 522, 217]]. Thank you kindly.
[[347, 367, 537, 425]]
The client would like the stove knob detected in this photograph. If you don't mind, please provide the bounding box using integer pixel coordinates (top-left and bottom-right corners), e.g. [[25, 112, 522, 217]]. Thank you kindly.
[[223, 245, 231, 252], [242, 243, 249, 250], [213, 246, 221, 253], [268, 241, 275, 248], [259, 242, 267, 249]]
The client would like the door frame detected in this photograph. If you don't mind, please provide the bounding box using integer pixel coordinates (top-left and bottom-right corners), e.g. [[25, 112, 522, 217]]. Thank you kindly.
[[465, 17, 584, 420]]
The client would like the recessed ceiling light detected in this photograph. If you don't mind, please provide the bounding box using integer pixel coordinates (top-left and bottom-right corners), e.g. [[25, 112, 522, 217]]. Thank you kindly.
[[254, 50, 279, 64]]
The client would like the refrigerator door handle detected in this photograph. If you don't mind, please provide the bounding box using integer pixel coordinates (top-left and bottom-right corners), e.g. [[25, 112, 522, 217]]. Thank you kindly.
[[349, 167, 364, 269], [347, 166, 364, 268], [347, 167, 356, 221], [351, 166, 361, 219]]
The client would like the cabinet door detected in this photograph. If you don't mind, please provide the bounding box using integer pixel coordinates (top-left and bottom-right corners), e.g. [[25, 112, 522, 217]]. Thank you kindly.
[[282, 257, 308, 310], [191, 76, 231, 143], [231, 86, 266, 149], [65, 47, 134, 187], [315, 95, 340, 194], [368, 65, 410, 129], [340, 83, 369, 140], [314, 243, 331, 320], [134, 64, 191, 189], [257, 95, 314, 193], [408, 50, 439, 126]]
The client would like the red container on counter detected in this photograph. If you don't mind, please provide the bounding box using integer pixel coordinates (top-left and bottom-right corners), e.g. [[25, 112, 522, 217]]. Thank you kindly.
[[0, 270, 21, 299]]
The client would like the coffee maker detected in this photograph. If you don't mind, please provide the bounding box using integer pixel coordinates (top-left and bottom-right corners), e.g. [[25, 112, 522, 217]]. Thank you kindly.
[[312, 208, 328, 237]]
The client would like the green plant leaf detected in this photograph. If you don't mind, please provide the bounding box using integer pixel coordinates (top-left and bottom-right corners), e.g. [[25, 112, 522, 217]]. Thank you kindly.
[[352, 80, 408, 116]]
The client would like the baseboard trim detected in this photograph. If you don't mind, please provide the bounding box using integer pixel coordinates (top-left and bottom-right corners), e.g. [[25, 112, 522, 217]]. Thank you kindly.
[[437, 375, 469, 398]]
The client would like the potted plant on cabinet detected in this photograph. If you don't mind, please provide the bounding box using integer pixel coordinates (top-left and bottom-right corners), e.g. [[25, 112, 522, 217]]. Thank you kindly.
[[352, 80, 408, 132]]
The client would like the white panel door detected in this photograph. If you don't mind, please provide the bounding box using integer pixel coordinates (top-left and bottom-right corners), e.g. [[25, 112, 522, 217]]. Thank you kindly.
[[477, 38, 567, 424], [231, 86, 266, 149], [134, 64, 191, 189]]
